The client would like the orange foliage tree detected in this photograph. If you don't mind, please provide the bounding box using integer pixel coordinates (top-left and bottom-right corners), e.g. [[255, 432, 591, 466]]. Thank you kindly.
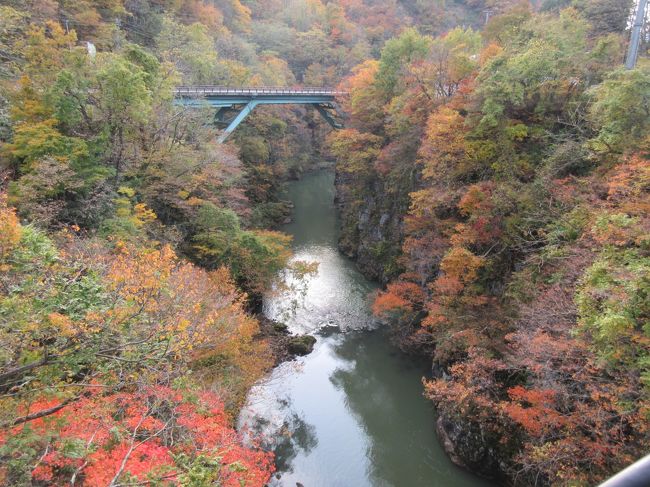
[[0, 196, 273, 483]]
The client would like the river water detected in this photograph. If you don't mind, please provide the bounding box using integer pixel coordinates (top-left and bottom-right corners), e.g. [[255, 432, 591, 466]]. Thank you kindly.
[[238, 171, 491, 487]]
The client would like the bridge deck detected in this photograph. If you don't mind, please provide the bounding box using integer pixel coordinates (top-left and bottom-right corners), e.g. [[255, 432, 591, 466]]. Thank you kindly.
[[174, 86, 346, 97]]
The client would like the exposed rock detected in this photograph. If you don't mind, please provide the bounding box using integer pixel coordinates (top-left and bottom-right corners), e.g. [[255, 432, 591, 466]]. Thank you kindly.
[[273, 321, 289, 333], [334, 167, 411, 283], [436, 416, 468, 468], [256, 316, 293, 365], [256, 318, 318, 364], [436, 415, 506, 480], [431, 361, 446, 379], [287, 335, 317, 356]]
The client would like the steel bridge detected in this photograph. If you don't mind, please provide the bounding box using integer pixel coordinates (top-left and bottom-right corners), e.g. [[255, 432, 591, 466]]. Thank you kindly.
[[173, 86, 347, 142]]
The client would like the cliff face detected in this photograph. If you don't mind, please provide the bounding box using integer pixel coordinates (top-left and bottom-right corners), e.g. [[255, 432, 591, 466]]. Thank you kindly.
[[334, 165, 413, 284]]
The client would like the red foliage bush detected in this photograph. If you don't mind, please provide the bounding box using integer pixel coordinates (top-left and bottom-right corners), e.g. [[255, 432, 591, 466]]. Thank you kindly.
[[3, 387, 273, 486]]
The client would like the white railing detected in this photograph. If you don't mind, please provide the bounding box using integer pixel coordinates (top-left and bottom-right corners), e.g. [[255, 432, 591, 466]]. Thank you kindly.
[[598, 454, 650, 487]]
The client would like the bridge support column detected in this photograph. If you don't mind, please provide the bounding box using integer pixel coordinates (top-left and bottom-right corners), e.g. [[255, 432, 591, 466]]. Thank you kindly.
[[313, 104, 343, 129], [217, 100, 259, 143]]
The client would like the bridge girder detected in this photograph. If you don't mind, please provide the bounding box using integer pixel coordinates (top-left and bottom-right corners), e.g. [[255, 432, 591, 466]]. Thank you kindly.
[[174, 88, 346, 142]]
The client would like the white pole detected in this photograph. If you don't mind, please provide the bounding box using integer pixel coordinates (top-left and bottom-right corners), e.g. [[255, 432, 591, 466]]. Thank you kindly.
[[626, 0, 648, 69]]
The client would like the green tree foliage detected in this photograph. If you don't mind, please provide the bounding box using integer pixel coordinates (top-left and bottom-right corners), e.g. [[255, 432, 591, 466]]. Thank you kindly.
[[476, 8, 590, 132], [192, 202, 292, 296], [157, 17, 233, 84], [588, 67, 650, 154], [577, 248, 650, 385], [0, 6, 29, 79], [376, 28, 432, 99]]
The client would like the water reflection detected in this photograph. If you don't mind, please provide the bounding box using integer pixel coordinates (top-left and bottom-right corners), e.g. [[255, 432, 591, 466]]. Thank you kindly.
[[244, 402, 318, 475], [275, 412, 319, 473], [264, 246, 377, 334], [329, 332, 486, 487]]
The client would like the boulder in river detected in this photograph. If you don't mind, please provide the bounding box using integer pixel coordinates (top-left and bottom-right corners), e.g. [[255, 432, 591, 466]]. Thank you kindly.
[[288, 335, 317, 356]]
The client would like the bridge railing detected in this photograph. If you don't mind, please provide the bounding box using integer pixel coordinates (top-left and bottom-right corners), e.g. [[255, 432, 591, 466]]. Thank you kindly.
[[598, 454, 650, 487], [174, 86, 347, 96]]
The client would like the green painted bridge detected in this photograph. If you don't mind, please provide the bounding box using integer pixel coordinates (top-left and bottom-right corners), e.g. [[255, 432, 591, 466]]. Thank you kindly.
[[173, 86, 347, 142]]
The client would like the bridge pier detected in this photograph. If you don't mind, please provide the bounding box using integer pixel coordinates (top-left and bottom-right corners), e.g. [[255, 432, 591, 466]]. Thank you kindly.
[[217, 100, 259, 143], [313, 104, 343, 129]]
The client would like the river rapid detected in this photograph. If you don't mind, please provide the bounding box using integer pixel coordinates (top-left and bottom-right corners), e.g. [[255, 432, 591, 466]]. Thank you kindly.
[[238, 170, 492, 487]]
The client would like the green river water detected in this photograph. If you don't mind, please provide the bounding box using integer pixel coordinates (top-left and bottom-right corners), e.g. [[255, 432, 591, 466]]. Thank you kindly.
[[238, 170, 493, 487]]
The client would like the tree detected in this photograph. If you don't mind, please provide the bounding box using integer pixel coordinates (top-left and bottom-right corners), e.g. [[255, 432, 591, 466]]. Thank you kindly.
[[588, 66, 650, 154], [376, 27, 432, 99], [408, 27, 481, 102], [577, 0, 633, 35], [372, 281, 425, 317], [417, 106, 471, 184], [157, 17, 223, 84], [339, 60, 384, 133], [0, 198, 272, 433], [191, 202, 292, 297], [327, 128, 382, 178], [94, 54, 153, 183], [0, 6, 29, 79], [476, 8, 590, 132], [0, 195, 21, 262], [279, 0, 326, 32], [214, 0, 252, 33], [177, 0, 225, 30], [19, 21, 80, 84]]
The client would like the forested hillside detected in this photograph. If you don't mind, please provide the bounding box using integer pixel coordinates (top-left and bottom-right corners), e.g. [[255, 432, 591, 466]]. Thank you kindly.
[[0, 0, 394, 483], [0, 0, 648, 485], [330, 1, 649, 485]]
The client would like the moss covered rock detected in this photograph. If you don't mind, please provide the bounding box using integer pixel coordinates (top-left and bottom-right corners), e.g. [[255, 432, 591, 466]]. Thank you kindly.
[[287, 335, 317, 356]]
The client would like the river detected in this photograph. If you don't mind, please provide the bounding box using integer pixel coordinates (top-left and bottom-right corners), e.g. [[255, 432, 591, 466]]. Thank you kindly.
[[238, 170, 492, 487]]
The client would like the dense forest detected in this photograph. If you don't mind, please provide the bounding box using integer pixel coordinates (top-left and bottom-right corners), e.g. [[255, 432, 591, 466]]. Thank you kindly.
[[332, 1, 649, 485], [0, 0, 648, 486]]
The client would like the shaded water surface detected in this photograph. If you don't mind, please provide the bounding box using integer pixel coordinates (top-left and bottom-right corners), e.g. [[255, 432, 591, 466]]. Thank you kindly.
[[239, 171, 491, 487]]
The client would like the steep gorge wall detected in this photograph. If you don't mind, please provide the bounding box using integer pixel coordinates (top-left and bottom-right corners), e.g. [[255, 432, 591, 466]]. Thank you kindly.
[[334, 168, 409, 283]]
